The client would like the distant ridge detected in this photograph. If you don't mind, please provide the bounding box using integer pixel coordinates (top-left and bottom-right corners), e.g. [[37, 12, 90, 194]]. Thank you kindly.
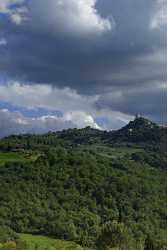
[[1, 117, 167, 150]]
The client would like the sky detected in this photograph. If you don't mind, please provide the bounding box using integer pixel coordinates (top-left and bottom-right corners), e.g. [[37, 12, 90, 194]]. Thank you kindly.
[[0, 0, 167, 137]]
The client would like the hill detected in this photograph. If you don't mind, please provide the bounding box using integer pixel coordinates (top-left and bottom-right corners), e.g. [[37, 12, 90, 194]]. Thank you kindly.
[[0, 117, 167, 249], [110, 117, 167, 146], [1, 117, 167, 150]]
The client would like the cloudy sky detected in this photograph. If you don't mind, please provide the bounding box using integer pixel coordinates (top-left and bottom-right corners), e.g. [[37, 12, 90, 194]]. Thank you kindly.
[[0, 0, 167, 137]]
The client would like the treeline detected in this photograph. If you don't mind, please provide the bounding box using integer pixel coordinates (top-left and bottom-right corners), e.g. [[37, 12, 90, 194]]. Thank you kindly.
[[2, 117, 167, 151], [0, 222, 165, 250], [0, 148, 167, 249], [0, 126, 106, 151]]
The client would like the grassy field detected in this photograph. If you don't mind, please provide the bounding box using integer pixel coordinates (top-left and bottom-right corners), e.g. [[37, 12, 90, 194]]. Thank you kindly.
[[20, 234, 85, 250], [0, 152, 39, 166]]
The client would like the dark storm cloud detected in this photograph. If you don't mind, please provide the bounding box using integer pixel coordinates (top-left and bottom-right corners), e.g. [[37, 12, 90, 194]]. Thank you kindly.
[[96, 82, 167, 116], [0, 0, 156, 89], [1, 0, 167, 123]]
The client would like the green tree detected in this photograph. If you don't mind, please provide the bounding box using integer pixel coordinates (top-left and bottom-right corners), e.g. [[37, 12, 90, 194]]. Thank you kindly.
[[144, 236, 161, 250], [96, 221, 132, 250]]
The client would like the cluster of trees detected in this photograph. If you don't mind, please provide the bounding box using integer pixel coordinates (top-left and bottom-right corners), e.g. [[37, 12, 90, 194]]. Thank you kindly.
[[131, 150, 167, 169], [0, 222, 165, 250], [96, 221, 164, 250], [0, 127, 106, 152], [0, 147, 167, 249]]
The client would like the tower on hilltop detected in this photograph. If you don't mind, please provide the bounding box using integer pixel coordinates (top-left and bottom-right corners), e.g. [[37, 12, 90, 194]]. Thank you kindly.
[[135, 113, 142, 119]]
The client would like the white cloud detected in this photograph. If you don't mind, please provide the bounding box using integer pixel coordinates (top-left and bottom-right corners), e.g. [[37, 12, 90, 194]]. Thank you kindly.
[[28, 0, 113, 36], [0, 81, 134, 134], [0, 0, 24, 13], [0, 82, 101, 136], [150, 0, 167, 29], [0, 0, 113, 31], [0, 0, 27, 25], [0, 82, 98, 113], [0, 109, 100, 138], [10, 7, 27, 25], [0, 38, 7, 46], [10, 13, 22, 24], [64, 111, 101, 129]]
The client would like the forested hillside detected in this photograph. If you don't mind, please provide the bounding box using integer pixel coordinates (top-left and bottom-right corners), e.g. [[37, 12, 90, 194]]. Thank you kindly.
[[1, 117, 167, 150], [0, 117, 167, 250]]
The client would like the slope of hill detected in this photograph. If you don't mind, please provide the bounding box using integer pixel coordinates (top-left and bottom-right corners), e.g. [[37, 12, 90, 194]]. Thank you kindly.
[[110, 117, 167, 145], [0, 117, 167, 249]]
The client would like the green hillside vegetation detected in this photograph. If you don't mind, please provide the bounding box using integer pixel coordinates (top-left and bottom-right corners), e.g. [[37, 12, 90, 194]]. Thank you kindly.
[[20, 234, 86, 250], [0, 117, 167, 250], [0, 233, 86, 250]]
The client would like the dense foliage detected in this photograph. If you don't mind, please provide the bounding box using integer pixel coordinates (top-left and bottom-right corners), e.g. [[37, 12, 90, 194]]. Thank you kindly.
[[0, 117, 167, 249], [0, 147, 167, 248]]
